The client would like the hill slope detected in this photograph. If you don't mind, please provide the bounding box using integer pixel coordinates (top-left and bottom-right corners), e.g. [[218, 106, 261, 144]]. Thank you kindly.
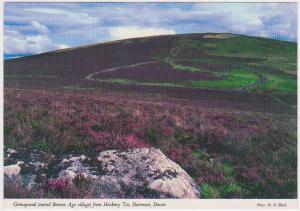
[[4, 33, 297, 114]]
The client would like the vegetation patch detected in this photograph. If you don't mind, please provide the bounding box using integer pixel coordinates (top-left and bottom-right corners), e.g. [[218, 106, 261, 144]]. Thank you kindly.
[[184, 69, 258, 89], [4, 89, 297, 198], [97, 78, 138, 84], [200, 183, 220, 198], [255, 73, 297, 94]]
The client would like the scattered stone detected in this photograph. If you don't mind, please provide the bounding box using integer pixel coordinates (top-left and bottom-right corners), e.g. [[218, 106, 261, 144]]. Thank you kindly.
[[80, 155, 87, 161], [62, 158, 69, 164], [4, 161, 24, 178], [7, 148, 18, 154]]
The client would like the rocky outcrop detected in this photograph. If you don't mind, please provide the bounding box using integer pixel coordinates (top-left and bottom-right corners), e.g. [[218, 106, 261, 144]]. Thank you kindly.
[[4, 147, 200, 198], [95, 148, 200, 198]]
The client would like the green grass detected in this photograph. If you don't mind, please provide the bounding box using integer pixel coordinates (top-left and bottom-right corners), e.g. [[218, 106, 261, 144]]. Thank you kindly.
[[223, 162, 234, 177], [208, 36, 296, 58], [186, 35, 296, 58], [203, 162, 246, 198], [262, 57, 297, 74], [220, 183, 244, 197], [192, 151, 201, 159], [200, 184, 220, 198], [200, 181, 245, 198], [184, 69, 258, 89], [256, 73, 297, 94], [97, 78, 138, 84], [171, 35, 297, 73]]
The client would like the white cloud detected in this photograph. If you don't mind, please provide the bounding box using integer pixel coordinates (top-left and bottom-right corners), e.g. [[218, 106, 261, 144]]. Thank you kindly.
[[30, 21, 49, 34], [5, 21, 49, 34], [109, 26, 176, 40], [194, 3, 297, 40], [25, 7, 99, 25], [4, 29, 68, 54], [4, 20, 68, 54]]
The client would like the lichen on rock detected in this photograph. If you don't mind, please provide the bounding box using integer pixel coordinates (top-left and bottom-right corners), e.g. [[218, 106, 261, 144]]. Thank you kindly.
[[4, 147, 200, 198]]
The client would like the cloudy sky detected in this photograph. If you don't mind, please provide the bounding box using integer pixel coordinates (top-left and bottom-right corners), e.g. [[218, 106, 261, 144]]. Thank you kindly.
[[4, 2, 297, 56]]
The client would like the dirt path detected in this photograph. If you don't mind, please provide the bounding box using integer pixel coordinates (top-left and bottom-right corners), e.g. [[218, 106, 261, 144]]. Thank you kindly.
[[85, 61, 156, 81], [86, 60, 269, 92]]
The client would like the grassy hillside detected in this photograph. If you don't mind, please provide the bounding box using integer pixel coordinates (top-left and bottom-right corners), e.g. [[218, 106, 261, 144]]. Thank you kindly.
[[154, 34, 296, 95], [4, 33, 297, 109]]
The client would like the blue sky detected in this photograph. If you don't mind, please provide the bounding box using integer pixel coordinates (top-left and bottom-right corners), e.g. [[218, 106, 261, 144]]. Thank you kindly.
[[4, 2, 297, 56]]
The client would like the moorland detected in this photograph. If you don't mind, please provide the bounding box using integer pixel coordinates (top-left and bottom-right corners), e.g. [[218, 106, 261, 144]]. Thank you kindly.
[[4, 33, 297, 198]]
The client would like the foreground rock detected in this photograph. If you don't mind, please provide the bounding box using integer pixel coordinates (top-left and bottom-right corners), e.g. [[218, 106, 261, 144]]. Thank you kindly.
[[4, 147, 200, 198], [95, 148, 200, 198]]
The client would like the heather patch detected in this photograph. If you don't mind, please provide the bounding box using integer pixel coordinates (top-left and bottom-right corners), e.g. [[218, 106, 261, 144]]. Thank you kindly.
[[4, 89, 296, 198]]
